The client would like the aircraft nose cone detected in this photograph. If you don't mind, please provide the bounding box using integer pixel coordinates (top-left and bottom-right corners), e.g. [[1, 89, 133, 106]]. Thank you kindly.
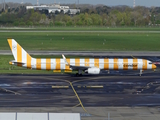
[[152, 64, 157, 69]]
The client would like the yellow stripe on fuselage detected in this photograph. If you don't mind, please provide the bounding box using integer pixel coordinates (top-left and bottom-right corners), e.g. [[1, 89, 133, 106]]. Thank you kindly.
[[104, 59, 109, 70], [36, 59, 41, 70], [46, 59, 51, 70], [123, 59, 128, 70], [75, 58, 80, 66], [133, 59, 138, 70], [114, 58, 118, 70], [56, 59, 61, 70]]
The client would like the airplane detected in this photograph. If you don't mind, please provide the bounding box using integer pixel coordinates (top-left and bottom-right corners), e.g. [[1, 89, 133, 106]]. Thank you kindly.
[[7, 39, 157, 76]]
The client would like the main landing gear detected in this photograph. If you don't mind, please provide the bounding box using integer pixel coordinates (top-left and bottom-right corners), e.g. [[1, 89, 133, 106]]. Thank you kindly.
[[140, 70, 143, 76], [76, 73, 82, 76], [76, 70, 83, 76]]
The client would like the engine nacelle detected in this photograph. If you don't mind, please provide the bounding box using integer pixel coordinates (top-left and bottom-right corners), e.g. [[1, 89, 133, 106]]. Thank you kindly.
[[86, 68, 100, 74]]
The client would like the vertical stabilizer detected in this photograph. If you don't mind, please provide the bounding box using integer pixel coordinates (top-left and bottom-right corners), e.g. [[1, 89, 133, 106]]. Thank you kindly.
[[7, 39, 32, 68]]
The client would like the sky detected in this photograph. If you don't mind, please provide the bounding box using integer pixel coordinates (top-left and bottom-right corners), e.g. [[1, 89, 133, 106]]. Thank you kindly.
[[4, 0, 160, 7]]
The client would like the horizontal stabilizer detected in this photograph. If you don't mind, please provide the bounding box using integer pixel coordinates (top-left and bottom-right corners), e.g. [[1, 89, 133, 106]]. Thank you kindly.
[[9, 60, 25, 65]]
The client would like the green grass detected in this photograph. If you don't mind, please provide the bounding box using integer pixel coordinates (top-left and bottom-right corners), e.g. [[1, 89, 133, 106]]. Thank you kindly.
[[1, 32, 160, 51]]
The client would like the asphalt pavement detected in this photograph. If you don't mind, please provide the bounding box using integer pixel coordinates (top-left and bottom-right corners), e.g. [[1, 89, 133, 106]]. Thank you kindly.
[[0, 50, 160, 56], [0, 70, 160, 107]]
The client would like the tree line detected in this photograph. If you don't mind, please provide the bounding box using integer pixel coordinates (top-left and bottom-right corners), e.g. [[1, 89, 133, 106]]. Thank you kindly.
[[0, 3, 160, 27]]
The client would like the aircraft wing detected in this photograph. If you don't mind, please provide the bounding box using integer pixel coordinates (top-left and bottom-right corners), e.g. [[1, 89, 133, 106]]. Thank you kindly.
[[62, 54, 89, 71], [69, 65, 89, 71]]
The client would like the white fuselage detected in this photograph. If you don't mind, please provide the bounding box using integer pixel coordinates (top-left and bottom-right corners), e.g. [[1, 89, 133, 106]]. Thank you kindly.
[[18, 58, 156, 71]]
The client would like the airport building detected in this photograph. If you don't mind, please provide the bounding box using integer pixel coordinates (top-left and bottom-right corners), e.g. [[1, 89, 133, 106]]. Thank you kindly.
[[26, 4, 80, 14], [0, 113, 81, 120]]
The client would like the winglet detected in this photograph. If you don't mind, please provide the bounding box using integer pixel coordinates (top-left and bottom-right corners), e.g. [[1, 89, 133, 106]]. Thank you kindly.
[[62, 54, 70, 66], [131, 55, 136, 59]]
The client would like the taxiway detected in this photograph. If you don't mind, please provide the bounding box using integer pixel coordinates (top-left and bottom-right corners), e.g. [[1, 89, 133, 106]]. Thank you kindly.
[[0, 70, 160, 107]]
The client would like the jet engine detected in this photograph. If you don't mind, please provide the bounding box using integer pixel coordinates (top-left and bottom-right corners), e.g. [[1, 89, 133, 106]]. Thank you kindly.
[[85, 68, 100, 74]]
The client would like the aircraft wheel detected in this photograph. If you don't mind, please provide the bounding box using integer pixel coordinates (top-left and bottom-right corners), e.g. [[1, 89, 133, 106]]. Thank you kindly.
[[75, 73, 82, 77]]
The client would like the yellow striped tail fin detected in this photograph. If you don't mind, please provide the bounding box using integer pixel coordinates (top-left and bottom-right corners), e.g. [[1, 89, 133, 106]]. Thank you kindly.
[[7, 39, 32, 68]]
